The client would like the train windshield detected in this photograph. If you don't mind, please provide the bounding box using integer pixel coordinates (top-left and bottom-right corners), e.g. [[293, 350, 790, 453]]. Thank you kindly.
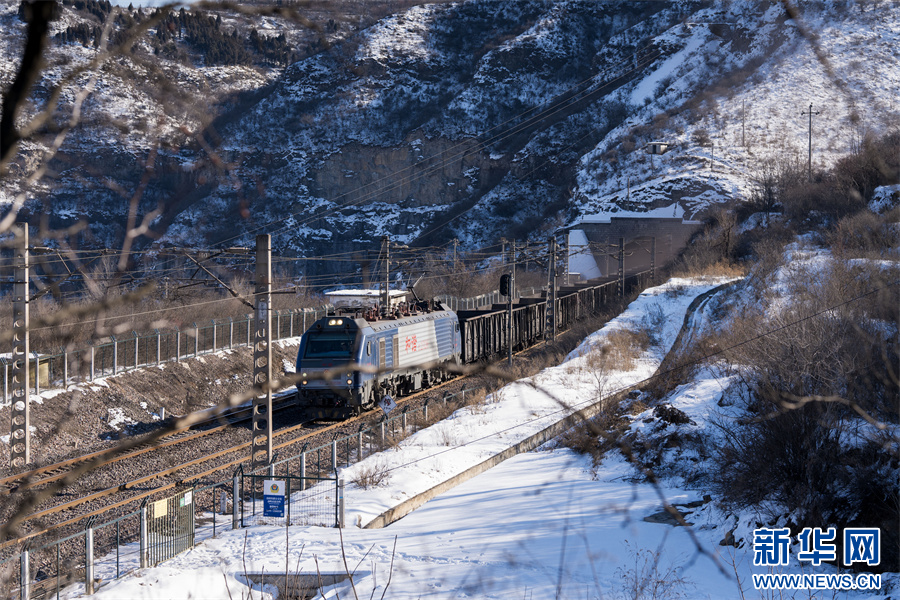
[[304, 333, 355, 359]]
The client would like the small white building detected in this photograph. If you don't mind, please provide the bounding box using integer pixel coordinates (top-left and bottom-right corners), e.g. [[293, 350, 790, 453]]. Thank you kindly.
[[645, 141, 672, 155], [324, 289, 409, 311]]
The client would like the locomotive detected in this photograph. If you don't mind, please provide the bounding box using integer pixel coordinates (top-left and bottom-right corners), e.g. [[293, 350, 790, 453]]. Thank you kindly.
[[296, 271, 652, 418], [295, 301, 461, 418]]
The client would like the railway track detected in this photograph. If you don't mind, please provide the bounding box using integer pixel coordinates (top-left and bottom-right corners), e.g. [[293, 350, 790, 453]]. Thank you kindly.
[[0, 375, 462, 553], [3, 272, 654, 555], [0, 391, 300, 498]]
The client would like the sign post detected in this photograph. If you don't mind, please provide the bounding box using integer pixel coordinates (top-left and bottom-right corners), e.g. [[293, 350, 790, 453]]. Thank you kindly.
[[263, 479, 285, 518], [379, 395, 396, 415]]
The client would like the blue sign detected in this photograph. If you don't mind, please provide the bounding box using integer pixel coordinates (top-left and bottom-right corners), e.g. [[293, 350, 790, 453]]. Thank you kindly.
[[263, 479, 285, 518]]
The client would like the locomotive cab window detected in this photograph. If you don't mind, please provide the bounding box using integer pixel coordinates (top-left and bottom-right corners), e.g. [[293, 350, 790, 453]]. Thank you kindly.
[[304, 333, 354, 358]]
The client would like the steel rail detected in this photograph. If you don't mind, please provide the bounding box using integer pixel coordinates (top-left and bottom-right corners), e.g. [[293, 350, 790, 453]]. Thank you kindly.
[[0, 379, 453, 551]]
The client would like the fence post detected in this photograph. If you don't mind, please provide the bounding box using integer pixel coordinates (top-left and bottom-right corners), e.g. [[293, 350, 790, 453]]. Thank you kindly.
[[247, 314, 251, 346], [229, 318, 234, 349], [268, 462, 275, 477], [212, 319, 217, 352], [19, 548, 29, 600], [338, 479, 345, 528], [90, 345, 95, 381], [133, 332, 139, 370], [63, 349, 68, 387], [140, 503, 148, 568], [276, 311, 281, 340], [380, 418, 385, 446], [156, 330, 161, 365], [112, 337, 118, 376], [3, 359, 7, 404], [176, 330, 181, 362], [85, 525, 94, 595], [331, 440, 338, 470], [289, 311, 294, 337], [300, 451, 306, 491], [357, 427, 364, 461], [232, 473, 240, 530], [193, 323, 199, 357], [402, 407, 408, 432], [424, 398, 429, 423]]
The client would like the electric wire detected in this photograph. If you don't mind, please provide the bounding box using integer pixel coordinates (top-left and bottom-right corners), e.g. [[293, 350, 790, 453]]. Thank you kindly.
[[378, 278, 900, 476], [210, 44, 667, 247]]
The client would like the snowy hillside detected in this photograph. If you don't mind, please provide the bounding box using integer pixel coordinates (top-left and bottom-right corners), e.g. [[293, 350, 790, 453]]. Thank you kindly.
[[2, 0, 899, 268]]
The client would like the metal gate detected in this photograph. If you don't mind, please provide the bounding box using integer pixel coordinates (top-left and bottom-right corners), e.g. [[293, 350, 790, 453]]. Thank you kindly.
[[147, 489, 195, 567], [242, 475, 341, 528]]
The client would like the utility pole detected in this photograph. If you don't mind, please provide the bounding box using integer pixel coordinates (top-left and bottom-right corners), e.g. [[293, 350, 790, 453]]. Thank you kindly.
[[381, 236, 390, 317], [605, 235, 610, 277], [509, 240, 516, 300], [506, 277, 513, 367], [617, 237, 625, 298], [742, 100, 746, 147], [251, 234, 273, 472], [545, 237, 558, 341], [10, 224, 30, 469], [508, 240, 517, 365], [801, 103, 820, 181]]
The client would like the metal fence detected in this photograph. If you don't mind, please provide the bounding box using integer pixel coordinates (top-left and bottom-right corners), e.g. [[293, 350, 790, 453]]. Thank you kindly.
[[0, 307, 334, 403], [1, 287, 519, 403], [241, 475, 341, 529], [147, 489, 195, 568], [435, 286, 546, 312], [0, 386, 477, 599]]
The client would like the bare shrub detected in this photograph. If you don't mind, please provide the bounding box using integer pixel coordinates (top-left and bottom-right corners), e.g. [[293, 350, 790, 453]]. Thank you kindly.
[[435, 423, 459, 447], [351, 459, 391, 489], [825, 210, 900, 258], [615, 541, 693, 600], [691, 128, 711, 147], [711, 255, 899, 565], [669, 207, 746, 276]]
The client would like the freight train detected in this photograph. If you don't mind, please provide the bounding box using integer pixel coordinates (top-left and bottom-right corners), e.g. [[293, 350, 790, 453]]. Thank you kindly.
[[295, 272, 651, 418]]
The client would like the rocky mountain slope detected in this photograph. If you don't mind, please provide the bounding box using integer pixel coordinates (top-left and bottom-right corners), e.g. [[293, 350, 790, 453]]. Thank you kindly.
[[2, 0, 898, 275]]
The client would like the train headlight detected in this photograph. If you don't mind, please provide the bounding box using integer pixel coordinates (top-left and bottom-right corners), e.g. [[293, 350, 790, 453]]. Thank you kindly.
[[346, 379, 352, 385], [327, 318, 344, 326]]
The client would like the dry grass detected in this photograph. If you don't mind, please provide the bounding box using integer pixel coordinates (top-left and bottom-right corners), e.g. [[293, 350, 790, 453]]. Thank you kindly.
[[557, 402, 629, 465], [585, 328, 651, 372]]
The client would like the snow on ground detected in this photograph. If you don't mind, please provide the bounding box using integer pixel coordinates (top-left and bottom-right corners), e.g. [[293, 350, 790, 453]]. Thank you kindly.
[[70, 276, 808, 600]]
